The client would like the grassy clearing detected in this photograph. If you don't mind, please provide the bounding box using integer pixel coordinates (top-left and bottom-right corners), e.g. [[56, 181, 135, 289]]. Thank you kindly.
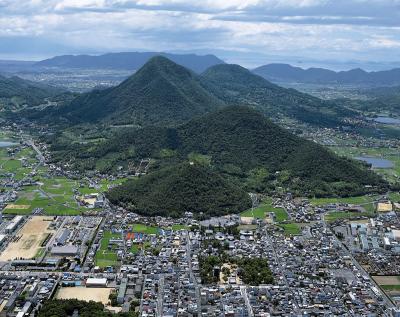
[[381, 285, 400, 291], [131, 223, 159, 234], [277, 223, 301, 235], [310, 195, 376, 206], [389, 192, 400, 203], [170, 224, 189, 231], [240, 197, 288, 222], [325, 211, 375, 222], [95, 231, 120, 268]]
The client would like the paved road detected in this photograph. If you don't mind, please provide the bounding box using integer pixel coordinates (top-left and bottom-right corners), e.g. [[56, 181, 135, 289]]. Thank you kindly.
[[157, 274, 164, 317], [186, 234, 201, 317], [240, 285, 254, 317]]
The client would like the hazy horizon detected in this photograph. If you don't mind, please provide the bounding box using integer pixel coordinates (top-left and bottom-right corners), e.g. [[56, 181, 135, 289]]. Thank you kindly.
[[1, 1, 400, 70]]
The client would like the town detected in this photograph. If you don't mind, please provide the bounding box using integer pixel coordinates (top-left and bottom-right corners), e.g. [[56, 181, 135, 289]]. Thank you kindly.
[[1, 123, 400, 317]]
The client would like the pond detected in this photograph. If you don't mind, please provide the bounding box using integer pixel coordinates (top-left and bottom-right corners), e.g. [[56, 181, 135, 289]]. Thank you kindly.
[[0, 140, 17, 148], [373, 116, 400, 125], [355, 156, 394, 169]]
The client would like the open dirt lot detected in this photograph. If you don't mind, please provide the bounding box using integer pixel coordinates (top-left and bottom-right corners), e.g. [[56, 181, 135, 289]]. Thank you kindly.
[[5, 204, 30, 209], [372, 276, 400, 285], [0, 216, 55, 261], [56, 287, 111, 304]]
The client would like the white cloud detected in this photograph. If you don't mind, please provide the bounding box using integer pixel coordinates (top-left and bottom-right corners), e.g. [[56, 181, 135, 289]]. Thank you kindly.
[[0, 0, 399, 65]]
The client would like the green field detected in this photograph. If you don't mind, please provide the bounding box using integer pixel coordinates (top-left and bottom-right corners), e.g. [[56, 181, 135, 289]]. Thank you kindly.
[[389, 192, 400, 203], [277, 223, 301, 235], [95, 231, 120, 268], [240, 198, 288, 222], [310, 195, 376, 206], [381, 285, 400, 291], [310, 195, 377, 212], [3, 175, 85, 216], [131, 223, 159, 234], [170, 224, 189, 231], [324, 211, 375, 222]]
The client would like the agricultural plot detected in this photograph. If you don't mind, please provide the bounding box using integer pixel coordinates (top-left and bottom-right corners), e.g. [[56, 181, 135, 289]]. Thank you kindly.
[[324, 211, 375, 222], [310, 195, 377, 212], [0, 216, 55, 261], [277, 223, 301, 235], [4, 178, 84, 216], [0, 148, 33, 180], [373, 276, 400, 299]]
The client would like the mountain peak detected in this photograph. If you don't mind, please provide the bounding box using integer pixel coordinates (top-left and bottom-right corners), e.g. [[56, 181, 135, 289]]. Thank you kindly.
[[202, 63, 274, 88], [53, 56, 224, 126], [131, 55, 194, 82]]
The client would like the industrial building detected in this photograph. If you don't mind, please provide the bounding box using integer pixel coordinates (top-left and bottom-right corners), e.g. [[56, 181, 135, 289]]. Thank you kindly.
[[5, 215, 23, 233], [85, 278, 107, 287]]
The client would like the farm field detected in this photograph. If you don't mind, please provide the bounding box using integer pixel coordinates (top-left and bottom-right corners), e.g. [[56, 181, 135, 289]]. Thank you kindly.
[[372, 276, 400, 297], [324, 211, 376, 222], [0, 216, 55, 261], [310, 195, 378, 212], [3, 176, 85, 216], [0, 147, 35, 180], [277, 223, 301, 235]]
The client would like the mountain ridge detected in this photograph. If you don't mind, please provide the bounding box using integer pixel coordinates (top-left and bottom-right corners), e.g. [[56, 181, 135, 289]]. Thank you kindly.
[[48, 106, 388, 197], [51, 56, 225, 126], [253, 63, 400, 85], [34, 52, 225, 74]]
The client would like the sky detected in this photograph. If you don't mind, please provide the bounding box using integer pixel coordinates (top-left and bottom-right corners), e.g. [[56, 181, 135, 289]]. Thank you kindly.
[[0, 0, 400, 69]]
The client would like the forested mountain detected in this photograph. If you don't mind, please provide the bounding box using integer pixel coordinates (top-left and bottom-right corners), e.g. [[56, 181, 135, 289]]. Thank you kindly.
[[35, 52, 225, 73], [48, 57, 355, 127], [253, 63, 400, 86], [338, 86, 400, 115], [107, 163, 252, 218], [201, 64, 355, 126], [51, 56, 225, 126], [0, 75, 63, 110], [48, 107, 387, 197]]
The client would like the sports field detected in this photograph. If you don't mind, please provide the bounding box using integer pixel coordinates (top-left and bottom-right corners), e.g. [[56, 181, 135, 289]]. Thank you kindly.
[[0, 216, 55, 261], [56, 287, 111, 304]]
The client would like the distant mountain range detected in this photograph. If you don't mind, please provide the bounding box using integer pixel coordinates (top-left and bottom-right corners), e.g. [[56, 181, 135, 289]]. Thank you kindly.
[[253, 63, 400, 86], [45, 56, 353, 127], [34, 52, 225, 73]]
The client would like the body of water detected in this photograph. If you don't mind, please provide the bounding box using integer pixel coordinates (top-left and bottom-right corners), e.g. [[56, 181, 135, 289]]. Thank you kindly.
[[373, 116, 400, 125], [0, 140, 17, 148], [355, 156, 394, 169]]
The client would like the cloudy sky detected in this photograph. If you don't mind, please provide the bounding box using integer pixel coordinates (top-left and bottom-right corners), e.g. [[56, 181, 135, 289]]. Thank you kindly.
[[1, 0, 400, 69]]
